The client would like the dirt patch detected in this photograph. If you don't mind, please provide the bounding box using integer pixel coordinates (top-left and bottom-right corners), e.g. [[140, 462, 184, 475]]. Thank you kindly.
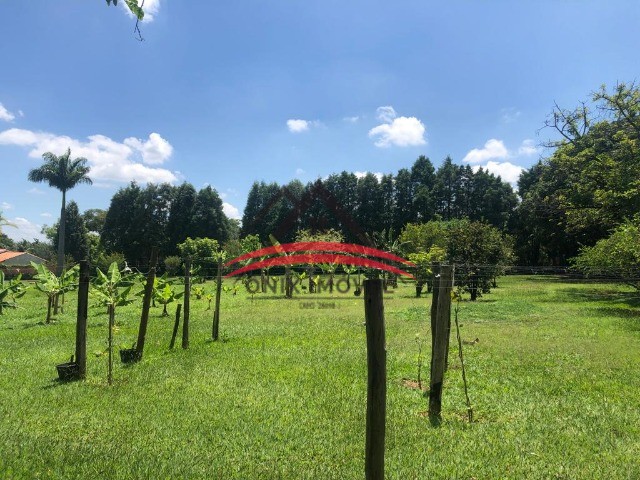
[[401, 378, 425, 391]]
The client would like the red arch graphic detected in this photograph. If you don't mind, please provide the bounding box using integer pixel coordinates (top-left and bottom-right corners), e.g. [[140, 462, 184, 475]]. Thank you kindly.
[[225, 242, 414, 267], [224, 253, 415, 279]]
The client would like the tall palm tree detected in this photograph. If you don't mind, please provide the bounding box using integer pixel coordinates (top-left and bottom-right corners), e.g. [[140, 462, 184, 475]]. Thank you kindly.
[[28, 148, 92, 275]]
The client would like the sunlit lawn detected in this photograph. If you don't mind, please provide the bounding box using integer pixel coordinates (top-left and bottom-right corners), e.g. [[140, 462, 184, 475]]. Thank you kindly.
[[0, 275, 639, 479]]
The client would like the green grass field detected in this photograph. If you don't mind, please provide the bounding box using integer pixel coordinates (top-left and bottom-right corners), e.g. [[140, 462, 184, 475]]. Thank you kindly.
[[0, 275, 639, 479]]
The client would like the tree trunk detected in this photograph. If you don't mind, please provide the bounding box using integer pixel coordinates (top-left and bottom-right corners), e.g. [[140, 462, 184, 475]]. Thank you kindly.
[[57, 190, 66, 276], [46, 296, 52, 324]]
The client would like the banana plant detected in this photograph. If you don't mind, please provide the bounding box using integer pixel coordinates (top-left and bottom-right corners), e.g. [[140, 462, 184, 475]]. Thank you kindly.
[[31, 262, 79, 323], [91, 262, 139, 385], [153, 276, 184, 316], [342, 264, 358, 289], [0, 271, 27, 315], [192, 285, 205, 300]]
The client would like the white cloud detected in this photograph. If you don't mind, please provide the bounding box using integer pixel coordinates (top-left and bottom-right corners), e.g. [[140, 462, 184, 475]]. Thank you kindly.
[[18, 110, 24, 118], [223, 202, 241, 220], [343, 116, 360, 123], [124, 132, 173, 165], [40, 212, 52, 218], [518, 139, 541, 156], [1, 202, 13, 211], [368, 116, 426, 148], [295, 168, 305, 176], [287, 119, 310, 133], [355, 171, 384, 182], [462, 139, 509, 164], [0, 128, 178, 184], [122, 0, 161, 22], [4, 217, 45, 242], [27, 187, 45, 195], [376, 106, 397, 123], [473, 161, 524, 185], [0, 103, 15, 122]]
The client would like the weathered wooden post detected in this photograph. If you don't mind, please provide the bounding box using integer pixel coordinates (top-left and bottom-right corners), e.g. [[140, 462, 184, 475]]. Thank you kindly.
[[108, 304, 115, 385], [429, 262, 440, 374], [364, 279, 386, 480], [75, 260, 89, 379], [170, 303, 182, 349], [182, 259, 191, 349], [212, 256, 223, 340], [429, 265, 453, 419], [136, 247, 158, 358]]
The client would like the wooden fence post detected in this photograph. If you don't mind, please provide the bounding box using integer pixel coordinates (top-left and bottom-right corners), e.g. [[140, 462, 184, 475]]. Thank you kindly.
[[429, 262, 440, 374], [212, 256, 223, 340], [75, 260, 89, 380], [182, 259, 191, 349], [170, 303, 182, 349], [136, 247, 158, 357], [429, 265, 453, 419], [364, 279, 386, 480]]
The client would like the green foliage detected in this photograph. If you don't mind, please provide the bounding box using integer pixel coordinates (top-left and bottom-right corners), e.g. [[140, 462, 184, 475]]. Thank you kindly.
[[91, 262, 139, 310], [0, 272, 27, 314], [31, 262, 79, 299], [31, 262, 80, 322], [573, 219, 640, 290], [164, 256, 182, 276], [177, 237, 221, 262], [295, 228, 344, 243], [152, 275, 184, 316], [517, 82, 640, 264], [106, 0, 144, 20], [400, 220, 513, 300], [192, 285, 205, 300]]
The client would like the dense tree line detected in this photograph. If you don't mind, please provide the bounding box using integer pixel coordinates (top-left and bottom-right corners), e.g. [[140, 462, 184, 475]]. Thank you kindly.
[[240, 156, 518, 245], [11, 82, 636, 276], [101, 182, 230, 265]]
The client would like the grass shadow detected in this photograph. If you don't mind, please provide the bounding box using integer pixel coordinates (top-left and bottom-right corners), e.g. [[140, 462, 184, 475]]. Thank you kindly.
[[558, 287, 640, 307]]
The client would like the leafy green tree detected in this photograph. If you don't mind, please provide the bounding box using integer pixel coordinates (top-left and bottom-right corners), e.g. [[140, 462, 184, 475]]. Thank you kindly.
[[400, 220, 513, 300], [190, 186, 229, 243], [573, 219, 640, 290], [408, 246, 446, 297], [411, 155, 436, 222], [519, 82, 640, 265], [0, 233, 17, 251], [393, 168, 414, 233], [82, 209, 107, 234], [47, 201, 89, 262], [102, 182, 175, 263], [164, 256, 182, 276], [356, 173, 384, 233], [177, 237, 222, 278], [28, 148, 92, 275], [166, 183, 197, 255]]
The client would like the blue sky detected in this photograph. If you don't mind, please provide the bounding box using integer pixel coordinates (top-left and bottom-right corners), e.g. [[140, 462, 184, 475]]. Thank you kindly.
[[1, 1, 639, 241]]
